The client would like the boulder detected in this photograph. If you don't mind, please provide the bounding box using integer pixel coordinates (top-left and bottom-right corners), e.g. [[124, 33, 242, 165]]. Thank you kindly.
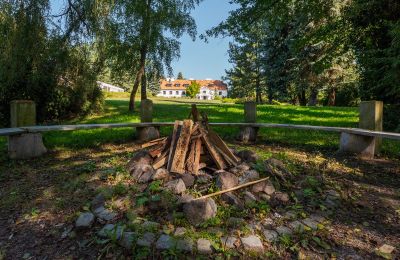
[[301, 218, 319, 230], [91, 193, 105, 210], [237, 150, 259, 163], [156, 234, 176, 250], [183, 198, 217, 226], [227, 217, 245, 228], [176, 238, 193, 252], [98, 224, 123, 239], [181, 174, 195, 188], [174, 227, 186, 236], [152, 168, 169, 181], [137, 232, 156, 247], [221, 237, 239, 249], [165, 179, 186, 194], [229, 163, 250, 176], [239, 170, 259, 184], [221, 192, 244, 209], [244, 191, 257, 205], [93, 206, 117, 222], [251, 180, 275, 195], [216, 171, 238, 190], [196, 173, 213, 184], [263, 229, 278, 242], [75, 212, 95, 229], [127, 151, 153, 172], [276, 226, 292, 236], [197, 239, 213, 254], [240, 235, 264, 252], [271, 192, 290, 207], [119, 232, 137, 249], [132, 164, 155, 183], [177, 193, 195, 205]]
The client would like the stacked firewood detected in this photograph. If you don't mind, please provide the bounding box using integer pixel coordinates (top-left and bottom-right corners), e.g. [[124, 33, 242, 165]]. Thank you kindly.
[[142, 107, 240, 174]]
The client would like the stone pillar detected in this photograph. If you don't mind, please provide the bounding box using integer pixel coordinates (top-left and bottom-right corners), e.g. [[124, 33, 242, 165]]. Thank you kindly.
[[359, 101, 383, 153], [339, 132, 375, 159], [8, 100, 47, 159], [237, 102, 258, 143], [136, 99, 160, 142]]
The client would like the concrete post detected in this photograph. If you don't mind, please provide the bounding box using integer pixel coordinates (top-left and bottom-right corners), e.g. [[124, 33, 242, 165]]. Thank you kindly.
[[338, 101, 383, 159], [359, 101, 383, 153], [237, 101, 258, 143], [136, 99, 159, 142], [8, 100, 47, 159]]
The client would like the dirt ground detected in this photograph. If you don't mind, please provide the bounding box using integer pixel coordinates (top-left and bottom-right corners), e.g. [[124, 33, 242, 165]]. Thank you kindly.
[[0, 141, 399, 259]]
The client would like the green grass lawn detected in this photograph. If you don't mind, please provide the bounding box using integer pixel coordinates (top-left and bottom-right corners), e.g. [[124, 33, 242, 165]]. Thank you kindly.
[[1, 97, 399, 157]]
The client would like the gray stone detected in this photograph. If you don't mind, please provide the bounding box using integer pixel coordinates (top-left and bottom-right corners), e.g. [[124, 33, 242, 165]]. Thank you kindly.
[[152, 168, 169, 180], [244, 191, 257, 205], [165, 179, 186, 194], [271, 192, 290, 206], [251, 180, 275, 195], [137, 232, 156, 247], [196, 173, 213, 184], [197, 239, 213, 254], [339, 132, 375, 159], [98, 224, 123, 239], [237, 126, 258, 144], [310, 214, 325, 223], [301, 218, 319, 230], [8, 133, 47, 159], [227, 217, 245, 227], [183, 198, 217, 226], [156, 234, 176, 250], [239, 170, 259, 184], [221, 237, 238, 249], [181, 174, 195, 188], [230, 163, 250, 175], [176, 238, 193, 252], [221, 192, 244, 209], [177, 193, 194, 204], [142, 221, 160, 230], [137, 126, 160, 143], [91, 193, 105, 210], [75, 212, 95, 229], [276, 226, 292, 236], [237, 150, 259, 163], [131, 164, 155, 183], [127, 151, 153, 172], [119, 232, 137, 249], [216, 171, 238, 190], [93, 206, 117, 222], [261, 218, 274, 229], [174, 227, 186, 236], [240, 235, 264, 252], [288, 221, 306, 231], [263, 229, 278, 242]]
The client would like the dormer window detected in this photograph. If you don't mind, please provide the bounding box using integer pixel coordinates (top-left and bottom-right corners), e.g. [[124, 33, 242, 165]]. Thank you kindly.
[[166, 83, 172, 87], [174, 84, 180, 87]]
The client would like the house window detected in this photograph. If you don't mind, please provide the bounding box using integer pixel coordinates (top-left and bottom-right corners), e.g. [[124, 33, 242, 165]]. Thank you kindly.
[[166, 84, 172, 87], [182, 91, 185, 95], [219, 91, 222, 95], [169, 91, 172, 94], [183, 84, 189, 87], [176, 91, 179, 95], [203, 91, 206, 94], [174, 84, 180, 87], [163, 91, 166, 94]]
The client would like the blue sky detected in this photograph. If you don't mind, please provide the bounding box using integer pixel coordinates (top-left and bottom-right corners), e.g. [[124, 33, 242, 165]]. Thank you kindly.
[[170, 0, 235, 80], [50, 0, 235, 81]]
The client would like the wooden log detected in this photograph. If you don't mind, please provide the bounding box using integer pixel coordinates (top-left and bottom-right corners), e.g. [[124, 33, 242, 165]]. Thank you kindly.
[[167, 121, 182, 171], [199, 126, 226, 169], [152, 154, 168, 170], [186, 138, 202, 174], [208, 129, 240, 165], [141, 137, 167, 148], [170, 120, 193, 174], [193, 177, 270, 201]]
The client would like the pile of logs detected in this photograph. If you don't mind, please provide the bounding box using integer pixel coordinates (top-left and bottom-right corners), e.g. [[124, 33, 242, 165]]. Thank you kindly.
[[142, 106, 240, 174]]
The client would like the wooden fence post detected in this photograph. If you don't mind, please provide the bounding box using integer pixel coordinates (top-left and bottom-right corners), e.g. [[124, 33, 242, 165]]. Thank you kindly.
[[237, 101, 258, 143], [338, 101, 383, 158], [8, 100, 47, 159], [136, 99, 160, 142]]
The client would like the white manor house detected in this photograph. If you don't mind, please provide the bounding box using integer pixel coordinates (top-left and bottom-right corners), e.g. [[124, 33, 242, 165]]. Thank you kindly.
[[157, 78, 228, 100]]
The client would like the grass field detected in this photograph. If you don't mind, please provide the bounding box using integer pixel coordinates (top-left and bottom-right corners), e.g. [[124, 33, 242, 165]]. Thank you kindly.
[[1, 97, 399, 157]]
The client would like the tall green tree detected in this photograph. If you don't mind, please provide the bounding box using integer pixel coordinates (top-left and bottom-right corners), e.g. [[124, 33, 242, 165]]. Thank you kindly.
[[177, 72, 184, 79], [100, 0, 201, 112], [186, 81, 200, 98]]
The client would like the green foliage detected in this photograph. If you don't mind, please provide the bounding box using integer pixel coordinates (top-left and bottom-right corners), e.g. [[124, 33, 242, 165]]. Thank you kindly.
[[0, 1, 104, 127], [177, 72, 184, 79], [186, 81, 200, 98]]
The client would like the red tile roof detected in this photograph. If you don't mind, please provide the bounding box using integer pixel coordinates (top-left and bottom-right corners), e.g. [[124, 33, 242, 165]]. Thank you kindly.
[[160, 79, 227, 91]]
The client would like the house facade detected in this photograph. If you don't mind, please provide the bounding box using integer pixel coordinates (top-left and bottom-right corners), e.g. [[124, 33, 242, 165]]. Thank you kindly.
[[97, 81, 125, 92], [157, 79, 228, 100]]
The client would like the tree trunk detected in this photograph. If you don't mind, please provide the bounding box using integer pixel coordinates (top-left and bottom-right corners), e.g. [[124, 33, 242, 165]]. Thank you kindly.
[[255, 76, 262, 103], [308, 88, 318, 106], [129, 47, 147, 112], [328, 88, 336, 106], [141, 72, 147, 100], [298, 90, 307, 106]]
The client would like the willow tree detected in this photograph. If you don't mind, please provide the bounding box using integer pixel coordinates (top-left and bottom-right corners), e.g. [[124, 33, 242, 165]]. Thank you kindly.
[[101, 0, 201, 112]]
